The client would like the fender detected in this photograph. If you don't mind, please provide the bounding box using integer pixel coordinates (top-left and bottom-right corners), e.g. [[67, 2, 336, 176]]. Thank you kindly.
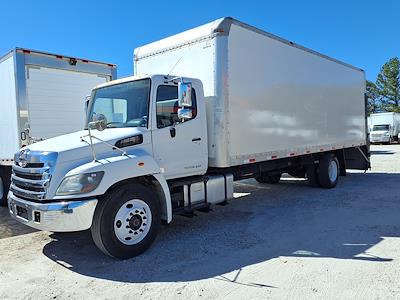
[[53, 150, 173, 223]]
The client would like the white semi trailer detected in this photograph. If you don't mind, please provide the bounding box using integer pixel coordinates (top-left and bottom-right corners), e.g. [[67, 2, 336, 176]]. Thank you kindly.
[[0, 48, 117, 205], [8, 18, 369, 259], [369, 112, 400, 144]]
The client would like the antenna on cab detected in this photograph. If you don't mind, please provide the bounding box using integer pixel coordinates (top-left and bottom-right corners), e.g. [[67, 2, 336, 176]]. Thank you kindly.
[[166, 56, 183, 77]]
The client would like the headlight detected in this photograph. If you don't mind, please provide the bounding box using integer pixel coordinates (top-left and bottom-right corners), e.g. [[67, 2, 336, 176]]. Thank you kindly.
[[385, 132, 390, 136], [56, 171, 104, 196]]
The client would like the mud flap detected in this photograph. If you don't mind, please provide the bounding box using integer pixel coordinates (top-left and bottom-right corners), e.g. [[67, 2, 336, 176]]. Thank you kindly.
[[343, 145, 370, 171]]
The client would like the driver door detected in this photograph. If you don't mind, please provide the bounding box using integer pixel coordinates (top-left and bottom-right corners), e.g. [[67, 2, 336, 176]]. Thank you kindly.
[[151, 82, 207, 179]]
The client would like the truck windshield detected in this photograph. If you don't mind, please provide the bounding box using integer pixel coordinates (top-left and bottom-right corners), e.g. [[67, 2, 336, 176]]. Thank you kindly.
[[372, 125, 389, 131], [88, 79, 150, 128]]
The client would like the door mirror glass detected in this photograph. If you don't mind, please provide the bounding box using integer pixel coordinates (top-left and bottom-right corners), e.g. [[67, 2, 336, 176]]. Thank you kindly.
[[178, 82, 192, 107], [177, 108, 193, 120]]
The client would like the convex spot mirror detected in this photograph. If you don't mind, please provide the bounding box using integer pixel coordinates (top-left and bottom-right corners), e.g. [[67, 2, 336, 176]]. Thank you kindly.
[[177, 108, 193, 120], [178, 81, 192, 107], [88, 113, 107, 131]]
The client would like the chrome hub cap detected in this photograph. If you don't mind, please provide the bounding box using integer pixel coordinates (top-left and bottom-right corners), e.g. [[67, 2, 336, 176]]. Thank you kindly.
[[114, 199, 152, 245], [328, 160, 338, 183]]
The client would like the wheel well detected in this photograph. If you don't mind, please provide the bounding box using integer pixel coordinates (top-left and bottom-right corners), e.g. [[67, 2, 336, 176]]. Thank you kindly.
[[103, 176, 168, 221]]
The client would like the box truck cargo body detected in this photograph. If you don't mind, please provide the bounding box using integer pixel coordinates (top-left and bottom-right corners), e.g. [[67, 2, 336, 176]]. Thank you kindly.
[[8, 18, 369, 259], [0, 48, 116, 205], [369, 112, 400, 144], [134, 18, 367, 168]]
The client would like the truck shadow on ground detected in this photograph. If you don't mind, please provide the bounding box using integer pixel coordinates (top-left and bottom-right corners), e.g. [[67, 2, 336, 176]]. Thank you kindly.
[[42, 172, 399, 284]]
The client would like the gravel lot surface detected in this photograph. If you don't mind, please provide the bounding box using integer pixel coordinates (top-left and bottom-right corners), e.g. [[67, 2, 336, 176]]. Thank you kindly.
[[1, 144, 400, 299]]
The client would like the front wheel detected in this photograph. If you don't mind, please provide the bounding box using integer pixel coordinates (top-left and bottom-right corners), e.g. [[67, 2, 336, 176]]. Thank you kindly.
[[91, 183, 161, 259]]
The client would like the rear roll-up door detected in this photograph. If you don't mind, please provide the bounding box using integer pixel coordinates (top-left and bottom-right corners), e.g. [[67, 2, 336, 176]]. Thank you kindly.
[[25, 66, 109, 139]]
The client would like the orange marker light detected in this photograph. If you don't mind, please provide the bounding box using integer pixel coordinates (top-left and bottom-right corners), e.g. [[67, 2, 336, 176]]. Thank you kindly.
[[138, 162, 145, 167]]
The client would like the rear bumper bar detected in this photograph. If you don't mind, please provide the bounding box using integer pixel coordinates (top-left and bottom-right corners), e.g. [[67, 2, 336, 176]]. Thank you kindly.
[[8, 192, 97, 232]]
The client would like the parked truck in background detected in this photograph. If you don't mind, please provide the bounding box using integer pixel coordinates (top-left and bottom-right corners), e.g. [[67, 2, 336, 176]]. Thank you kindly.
[[369, 112, 400, 144], [0, 48, 117, 206], [8, 18, 369, 259], [367, 116, 371, 132]]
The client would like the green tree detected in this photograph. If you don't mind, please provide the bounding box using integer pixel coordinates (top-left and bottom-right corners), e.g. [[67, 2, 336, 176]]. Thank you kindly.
[[366, 80, 380, 114], [376, 57, 400, 112]]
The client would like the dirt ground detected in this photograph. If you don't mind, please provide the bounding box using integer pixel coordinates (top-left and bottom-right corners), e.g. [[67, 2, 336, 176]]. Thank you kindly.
[[1, 144, 400, 299]]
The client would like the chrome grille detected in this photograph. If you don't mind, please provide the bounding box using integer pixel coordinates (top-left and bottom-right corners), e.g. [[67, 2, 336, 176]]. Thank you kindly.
[[10, 150, 57, 201]]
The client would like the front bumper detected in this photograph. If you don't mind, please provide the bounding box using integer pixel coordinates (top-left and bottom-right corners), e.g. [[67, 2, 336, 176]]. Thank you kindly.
[[370, 136, 390, 143], [8, 192, 98, 232]]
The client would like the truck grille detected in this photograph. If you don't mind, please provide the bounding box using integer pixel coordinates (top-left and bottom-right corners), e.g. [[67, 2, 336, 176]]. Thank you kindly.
[[11, 164, 51, 200]]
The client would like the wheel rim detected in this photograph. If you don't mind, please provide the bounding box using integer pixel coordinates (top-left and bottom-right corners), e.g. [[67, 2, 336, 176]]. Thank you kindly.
[[114, 199, 152, 245], [328, 160, 338, 183]]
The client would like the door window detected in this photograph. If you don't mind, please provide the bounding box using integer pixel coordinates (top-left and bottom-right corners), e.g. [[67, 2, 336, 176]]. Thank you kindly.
[[156, 85, 197, 128]]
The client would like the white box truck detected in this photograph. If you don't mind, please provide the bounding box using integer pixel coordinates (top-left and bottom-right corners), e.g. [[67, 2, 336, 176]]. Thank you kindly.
[[8, 18, 369, 259], [0, 48, 117, 206], [369, 112, 400, 144]]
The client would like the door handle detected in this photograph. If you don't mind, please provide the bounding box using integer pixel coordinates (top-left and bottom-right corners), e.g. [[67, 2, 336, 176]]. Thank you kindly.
[[192, 137, 201, 142]]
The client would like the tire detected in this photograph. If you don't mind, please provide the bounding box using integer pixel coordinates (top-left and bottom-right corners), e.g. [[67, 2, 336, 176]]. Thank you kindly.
[[255, 173, 281, 184], [91, 183, 161, 259], [306, 164, 320, 187], [317, 153, 340, 189], [0, 167, 11, 207]]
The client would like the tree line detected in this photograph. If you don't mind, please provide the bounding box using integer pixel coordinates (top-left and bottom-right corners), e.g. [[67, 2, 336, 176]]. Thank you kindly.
[[366, 57, 400, 114]]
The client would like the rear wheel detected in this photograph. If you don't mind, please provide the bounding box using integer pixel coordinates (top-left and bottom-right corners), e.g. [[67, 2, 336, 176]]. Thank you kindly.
[[317, 153, 340, 188], [255, 173, 281, 184], [91, 183, 161, 259]]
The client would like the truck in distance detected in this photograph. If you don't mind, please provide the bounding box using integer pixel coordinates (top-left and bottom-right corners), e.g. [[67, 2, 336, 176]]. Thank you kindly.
[[369, 112, 400, 144], [8, 18, 369, 259], [0, 48, 117, 206]]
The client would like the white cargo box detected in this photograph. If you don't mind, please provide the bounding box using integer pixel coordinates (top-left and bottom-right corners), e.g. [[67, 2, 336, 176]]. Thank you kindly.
[[134, 17, 367, 168], [370, 112, 400, 127], [0, 48, 117, 163]]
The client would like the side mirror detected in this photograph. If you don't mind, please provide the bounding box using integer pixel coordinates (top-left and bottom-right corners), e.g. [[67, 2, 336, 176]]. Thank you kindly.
[[177, 108, 193, 121], [178, 81, 192, 107], [88, 114, 107, 131]]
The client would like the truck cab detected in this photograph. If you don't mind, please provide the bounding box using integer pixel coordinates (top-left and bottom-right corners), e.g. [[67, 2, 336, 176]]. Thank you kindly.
[[370, 124, 392, 144], [86, 75, 208, 179], [8, 74, 211, 259]]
